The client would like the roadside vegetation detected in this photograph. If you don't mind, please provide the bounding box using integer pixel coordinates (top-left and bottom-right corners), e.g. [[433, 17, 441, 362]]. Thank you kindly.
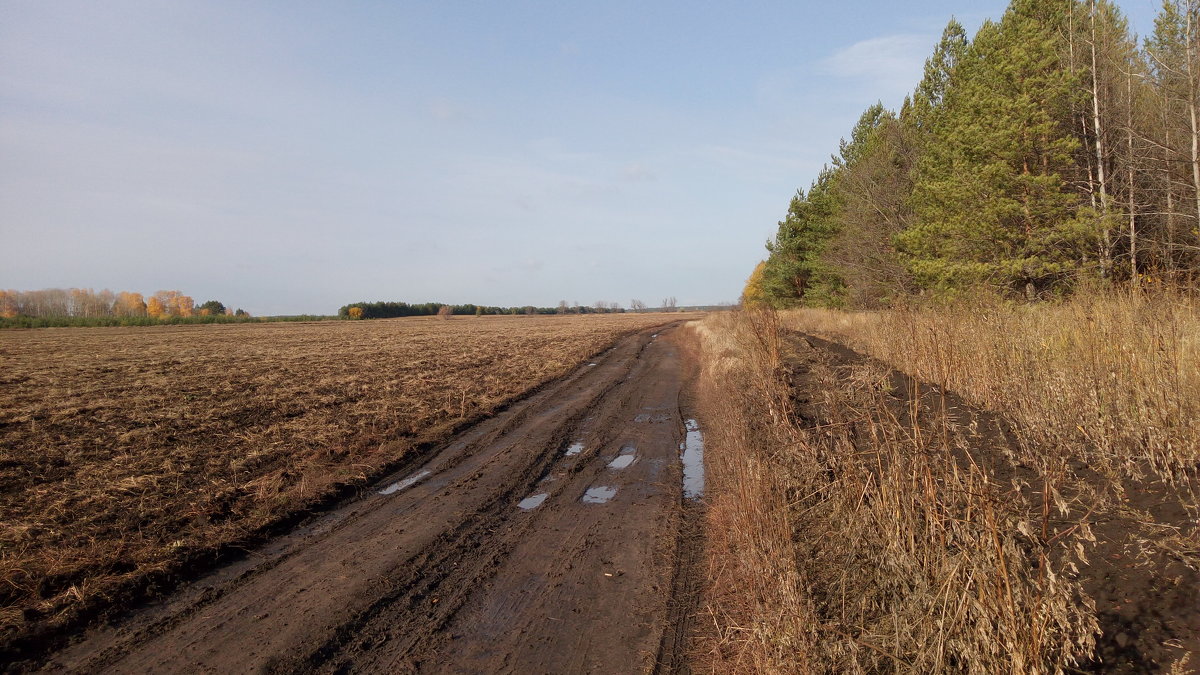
[[0, 313, 682, 660], [689, 302, 1197, 672], [708, 0, 1200, 671]]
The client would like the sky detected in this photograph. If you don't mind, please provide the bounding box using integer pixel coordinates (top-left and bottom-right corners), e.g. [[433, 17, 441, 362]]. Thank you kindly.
[[0, 1, 1164, 314]]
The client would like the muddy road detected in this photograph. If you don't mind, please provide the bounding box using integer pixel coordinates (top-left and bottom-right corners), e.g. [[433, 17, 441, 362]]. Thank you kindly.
[[45, 325, 703, 674]]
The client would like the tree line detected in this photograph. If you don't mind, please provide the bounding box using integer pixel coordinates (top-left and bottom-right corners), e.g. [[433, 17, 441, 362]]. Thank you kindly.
[[337, 298, 692, 319], [338, 300, 634, 319], [0, 288, 249, 325], [751, 0, 1200, 309]]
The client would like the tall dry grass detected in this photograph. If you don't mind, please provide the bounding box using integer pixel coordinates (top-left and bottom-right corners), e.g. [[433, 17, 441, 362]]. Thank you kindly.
[[781, 292, 1200, 481], [687, 311, 817, 672], [689, 309, 1099, 673]]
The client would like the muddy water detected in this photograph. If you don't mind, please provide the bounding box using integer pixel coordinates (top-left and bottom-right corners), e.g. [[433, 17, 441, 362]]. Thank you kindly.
[[379, 469, 432, 495], [517, 493, 549, 510], [608, 455, 636, 470], [681, 419, 704, 499], [582, 486, 618, 504], [565, 442, 584, 456]]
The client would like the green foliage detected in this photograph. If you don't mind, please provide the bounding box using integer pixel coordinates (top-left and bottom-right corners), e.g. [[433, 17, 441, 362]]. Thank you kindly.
[[762, 170, 843, 307], [336, 301, 626, 320], [198, 300, 226, 315], [823, 109, 918, 307], [907, 18, 970, 132], [762, 105, 906, 308], [755, 0, 1165, 309], [903, 2, 1088, 295]]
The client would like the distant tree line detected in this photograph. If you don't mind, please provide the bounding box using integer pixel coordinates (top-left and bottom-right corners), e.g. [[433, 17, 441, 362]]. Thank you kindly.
[[338, 300, 634, 319], [0, 288, 255, 327], [755, 0, 1200, 309]]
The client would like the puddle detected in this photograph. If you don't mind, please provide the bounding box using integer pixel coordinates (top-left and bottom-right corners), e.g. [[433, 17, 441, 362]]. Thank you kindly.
[[588, 363, 598, 367], [379, 469, 432, 495], [608, 454, 636, 470], [651, 334, 659, 338], [582, 486, 618, 504], [682, 419, 705, 499], [565, 442, 585, 456], [518, 493, 549, 510], [635, 412, 670, 423], [619, 444, 636, 455]]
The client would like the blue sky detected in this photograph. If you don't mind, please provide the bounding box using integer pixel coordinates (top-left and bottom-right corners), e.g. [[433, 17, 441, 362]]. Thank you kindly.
[[0, 1, 1162, 314]]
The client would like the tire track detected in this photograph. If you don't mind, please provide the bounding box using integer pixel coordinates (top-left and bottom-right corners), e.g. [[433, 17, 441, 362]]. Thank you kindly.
[[46, 324, 699, 674]]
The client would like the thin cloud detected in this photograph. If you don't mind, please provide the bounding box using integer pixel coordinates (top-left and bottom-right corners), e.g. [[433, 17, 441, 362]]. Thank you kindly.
[[621, 163, 656, 182], [428, 97, 469, 122], [821, 33, 933, 101]]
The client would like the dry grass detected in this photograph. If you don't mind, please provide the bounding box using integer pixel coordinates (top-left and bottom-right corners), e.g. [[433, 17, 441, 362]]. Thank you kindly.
[[689, 310, 1100, 673], [691, 294, 1200, 672], [781, 292, 1200, 480], [0, 313, 683, 649], [687, 311, 816, 673]]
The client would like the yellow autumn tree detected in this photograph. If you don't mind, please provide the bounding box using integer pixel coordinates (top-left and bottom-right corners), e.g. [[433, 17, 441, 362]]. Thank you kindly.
[[348, 307, 364, 319], [113, 292, 147, 317], [741, 261, 770, 308], [171, 295, 194, 317], [150, 290, 194, 318], [146, 296, 166, 318], [152, 290, 176, 314], [170, 293, 193, 317], [0, 290, 18, 318]]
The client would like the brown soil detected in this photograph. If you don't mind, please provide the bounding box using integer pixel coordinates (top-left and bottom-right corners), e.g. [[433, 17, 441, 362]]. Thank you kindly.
[[0, 314, 689, 658], [26, 324, 704, 673]]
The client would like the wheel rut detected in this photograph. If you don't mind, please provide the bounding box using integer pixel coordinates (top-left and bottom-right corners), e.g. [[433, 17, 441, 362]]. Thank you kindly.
[[47, 324, 702, 674]]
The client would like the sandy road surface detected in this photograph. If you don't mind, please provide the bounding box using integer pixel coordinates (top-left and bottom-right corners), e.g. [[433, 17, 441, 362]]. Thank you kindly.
[[45, 324, 701, 674]]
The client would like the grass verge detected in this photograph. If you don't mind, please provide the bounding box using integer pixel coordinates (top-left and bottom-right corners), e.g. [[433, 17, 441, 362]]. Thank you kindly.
[[688, 301, 1198, 672]]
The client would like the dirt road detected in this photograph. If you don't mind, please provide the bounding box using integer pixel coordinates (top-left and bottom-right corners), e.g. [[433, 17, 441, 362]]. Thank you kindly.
[[45, 324, 702, 674]]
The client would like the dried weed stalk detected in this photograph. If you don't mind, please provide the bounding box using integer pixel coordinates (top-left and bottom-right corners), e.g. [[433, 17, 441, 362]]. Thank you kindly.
[[690, 309, 1098, 673]]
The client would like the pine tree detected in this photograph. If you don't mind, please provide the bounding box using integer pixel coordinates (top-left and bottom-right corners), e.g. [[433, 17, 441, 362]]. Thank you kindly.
[[762, 167, 842, 306], [822, 105, 917, 306], [903, 1, 1099, 296]]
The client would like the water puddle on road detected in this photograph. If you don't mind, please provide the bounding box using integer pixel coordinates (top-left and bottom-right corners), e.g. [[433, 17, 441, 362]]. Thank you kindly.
[[588, 363, 598, 367], [565, 442, 585, 456], [682, 419, 705, 499], [582, 486, 618, 504], [378, 469, 432, 495], [608, 454, 636, 470], [518, 493, 549, 510]]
